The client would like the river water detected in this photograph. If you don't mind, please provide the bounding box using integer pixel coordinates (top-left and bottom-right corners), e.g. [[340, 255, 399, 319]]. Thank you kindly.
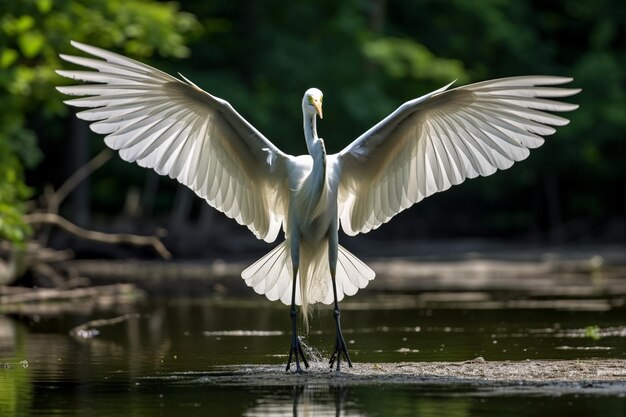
[[1, 292, 625, 416]]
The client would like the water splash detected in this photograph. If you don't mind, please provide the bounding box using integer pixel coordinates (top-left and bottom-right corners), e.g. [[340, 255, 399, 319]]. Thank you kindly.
[[298, 336, 327, 370]]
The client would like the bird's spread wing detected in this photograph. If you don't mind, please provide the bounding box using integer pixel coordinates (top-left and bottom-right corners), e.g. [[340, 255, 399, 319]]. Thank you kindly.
[[333, 76, 580, 236], [57, 41, 291, 242]]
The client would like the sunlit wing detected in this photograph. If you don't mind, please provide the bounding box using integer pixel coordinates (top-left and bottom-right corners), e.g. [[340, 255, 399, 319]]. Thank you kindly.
[[57, 41, 292, 242], [334, 76, 580, 235]]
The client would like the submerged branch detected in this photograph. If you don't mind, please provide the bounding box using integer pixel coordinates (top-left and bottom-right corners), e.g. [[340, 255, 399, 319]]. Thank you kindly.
[[70, 313, 141, 339]]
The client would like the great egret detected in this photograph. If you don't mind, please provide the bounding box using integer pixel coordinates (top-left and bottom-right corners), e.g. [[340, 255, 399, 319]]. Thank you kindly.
[[57, 41, 579, 372]]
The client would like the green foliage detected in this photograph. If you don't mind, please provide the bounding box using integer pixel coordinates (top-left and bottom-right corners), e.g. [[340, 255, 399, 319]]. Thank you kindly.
[[0, 0, 200, 243], [1, 0, 624, 242], [0, 153, 32, 244], [362, 37, 467, 83], [167, 0, 624, 240]]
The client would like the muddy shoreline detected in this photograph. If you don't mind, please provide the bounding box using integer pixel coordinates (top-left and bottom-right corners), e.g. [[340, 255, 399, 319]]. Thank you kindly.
[[177, 360, 626, 395]]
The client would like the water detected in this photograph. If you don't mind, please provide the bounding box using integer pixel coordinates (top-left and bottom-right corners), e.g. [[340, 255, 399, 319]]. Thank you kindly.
[[1, 293, 625, 416]]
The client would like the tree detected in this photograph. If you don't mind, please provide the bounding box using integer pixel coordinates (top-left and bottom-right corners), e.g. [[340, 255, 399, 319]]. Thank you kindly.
[[0, 0, 200, 243]]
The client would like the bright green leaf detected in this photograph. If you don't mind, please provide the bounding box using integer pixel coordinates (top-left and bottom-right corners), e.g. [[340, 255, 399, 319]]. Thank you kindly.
[[36, 0, 53, 14], [0, 48, 18, 68], [15, 15, 35, 33], [18, 31, 45, 58]]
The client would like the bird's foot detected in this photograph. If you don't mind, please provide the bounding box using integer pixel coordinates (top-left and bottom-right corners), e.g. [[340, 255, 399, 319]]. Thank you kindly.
[[286, 335, 309, 373], [329, 330, 353, 372]]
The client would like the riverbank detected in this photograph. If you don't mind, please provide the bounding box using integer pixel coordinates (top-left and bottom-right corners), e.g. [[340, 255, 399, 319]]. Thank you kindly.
[[187, 359, 626, 395]]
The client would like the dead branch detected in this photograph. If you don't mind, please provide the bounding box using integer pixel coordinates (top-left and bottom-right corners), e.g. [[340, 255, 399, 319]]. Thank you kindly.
[[32, 262, 67, 288], [47, 149, 113, 212], [26, 242, 74, 263], [24, 213, 171, 259], [0, 286, 32, 295], [36, 149, 113, 246]]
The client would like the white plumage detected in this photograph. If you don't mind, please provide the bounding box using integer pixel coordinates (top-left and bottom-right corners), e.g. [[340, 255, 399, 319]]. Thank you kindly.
[[335, 77, 579, 235], [58, 43, 288, 244], [57, 41, 579, 371]]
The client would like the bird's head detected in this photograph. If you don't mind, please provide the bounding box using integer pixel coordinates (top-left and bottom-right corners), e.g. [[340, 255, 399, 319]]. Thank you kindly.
[[303, 88, 323, 119]]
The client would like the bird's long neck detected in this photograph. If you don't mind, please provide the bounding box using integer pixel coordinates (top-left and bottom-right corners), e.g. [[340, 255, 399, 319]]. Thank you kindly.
[[302, 112, 325, 173], [303, 112, 318, 154], [297, 112, 328, 221]]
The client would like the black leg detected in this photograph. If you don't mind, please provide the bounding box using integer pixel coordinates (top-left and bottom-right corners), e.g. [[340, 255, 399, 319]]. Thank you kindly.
[[286, 268, 309, 373], [329, 273, 352, 371]]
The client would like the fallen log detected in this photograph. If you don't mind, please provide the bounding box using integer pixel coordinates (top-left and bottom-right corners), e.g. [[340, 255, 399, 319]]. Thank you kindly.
[[0, 283, 140, 305]]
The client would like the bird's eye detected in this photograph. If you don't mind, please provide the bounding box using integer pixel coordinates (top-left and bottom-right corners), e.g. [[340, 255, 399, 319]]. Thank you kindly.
[[307, 96, 314, 105]]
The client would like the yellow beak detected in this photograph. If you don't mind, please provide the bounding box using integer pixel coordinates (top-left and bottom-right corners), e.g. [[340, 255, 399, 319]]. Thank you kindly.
[[313, 100, 323, 119]]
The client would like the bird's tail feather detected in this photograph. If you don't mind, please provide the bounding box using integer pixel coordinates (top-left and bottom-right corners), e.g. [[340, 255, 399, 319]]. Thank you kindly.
[[241, 241, 375, 330], [241, 241, 298, 306]]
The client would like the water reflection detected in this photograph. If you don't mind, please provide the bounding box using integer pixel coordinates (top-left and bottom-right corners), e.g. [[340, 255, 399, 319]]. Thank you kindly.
[[0, 316, 16, 351], [245, 385, 352, 417], [0, 316, 32, 417], [0, 295, 625, 416]]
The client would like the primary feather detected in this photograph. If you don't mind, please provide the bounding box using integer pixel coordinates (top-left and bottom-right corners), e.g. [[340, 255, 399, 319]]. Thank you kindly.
[[335, 76, 580, 236], [57, 41, 289, 243]]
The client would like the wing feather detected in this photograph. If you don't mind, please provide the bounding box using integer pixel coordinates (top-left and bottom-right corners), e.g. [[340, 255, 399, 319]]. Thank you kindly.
[[335, 76, 579, 235], [57, 41, 291, 242]]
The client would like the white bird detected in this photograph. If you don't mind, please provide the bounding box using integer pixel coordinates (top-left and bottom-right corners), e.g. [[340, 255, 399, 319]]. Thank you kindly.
[[57, 41, 580, 372]]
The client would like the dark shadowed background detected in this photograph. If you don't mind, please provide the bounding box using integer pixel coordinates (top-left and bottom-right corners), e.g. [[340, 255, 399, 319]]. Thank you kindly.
[[1, 0, 625, 260]]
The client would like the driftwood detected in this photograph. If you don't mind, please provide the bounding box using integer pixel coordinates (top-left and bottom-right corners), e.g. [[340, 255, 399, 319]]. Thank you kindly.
[[0, 283, 143, 315], [0, 240, 76, 287], [0, 283, 139, 305]]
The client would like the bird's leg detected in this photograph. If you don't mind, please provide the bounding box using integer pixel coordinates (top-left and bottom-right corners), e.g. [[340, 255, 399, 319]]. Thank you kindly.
[[286, 266, 309, 373], [329, 269, 352, 372]]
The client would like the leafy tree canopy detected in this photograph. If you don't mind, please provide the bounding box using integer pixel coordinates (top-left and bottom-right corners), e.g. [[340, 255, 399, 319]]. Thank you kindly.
[[0, 0, 200, 243]]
